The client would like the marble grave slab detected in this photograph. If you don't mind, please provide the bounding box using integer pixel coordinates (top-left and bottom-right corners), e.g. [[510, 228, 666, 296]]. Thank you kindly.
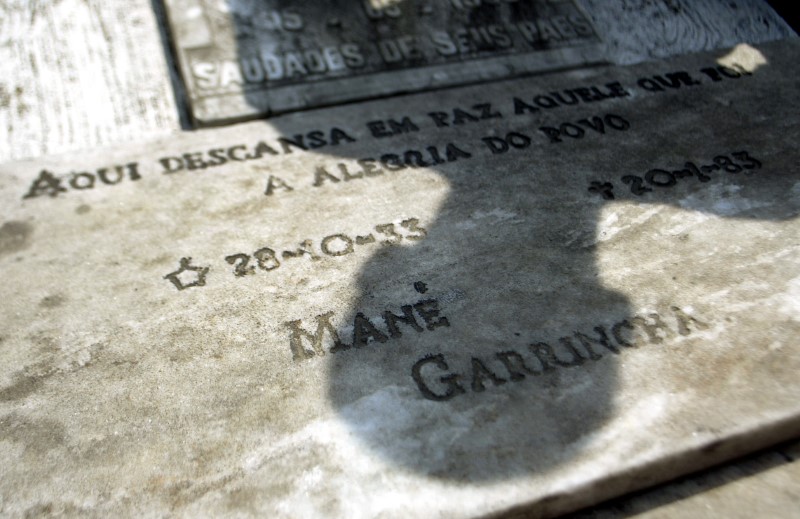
[[1, 39, 799, 517]]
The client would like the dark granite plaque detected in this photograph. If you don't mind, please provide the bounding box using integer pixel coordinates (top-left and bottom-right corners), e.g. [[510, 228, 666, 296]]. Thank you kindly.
[[163, 0, 604, 124]]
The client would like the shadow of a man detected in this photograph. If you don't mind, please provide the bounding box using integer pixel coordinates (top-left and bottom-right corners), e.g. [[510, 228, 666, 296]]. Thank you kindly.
[[222, 0, 799, 483]]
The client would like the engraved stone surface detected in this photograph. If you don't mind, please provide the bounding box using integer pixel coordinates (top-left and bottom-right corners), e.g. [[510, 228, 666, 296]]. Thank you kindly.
[[1, 39, 799, 517], [161, 0, 793, 125]]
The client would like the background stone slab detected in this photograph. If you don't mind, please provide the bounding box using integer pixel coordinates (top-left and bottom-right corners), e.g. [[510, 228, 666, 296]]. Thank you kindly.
[[0, 39, 798, 517], [161, 0, 794, 124], [162, 0, 606, 124]]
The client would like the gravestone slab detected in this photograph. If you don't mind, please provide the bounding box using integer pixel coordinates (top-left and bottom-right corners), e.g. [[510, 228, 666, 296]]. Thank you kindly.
[[161, 0, 793, 125], [1, 39, 799, 517]]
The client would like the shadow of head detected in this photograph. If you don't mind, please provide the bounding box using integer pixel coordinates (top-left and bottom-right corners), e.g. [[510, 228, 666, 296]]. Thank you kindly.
[[219, 0, 799, 482]]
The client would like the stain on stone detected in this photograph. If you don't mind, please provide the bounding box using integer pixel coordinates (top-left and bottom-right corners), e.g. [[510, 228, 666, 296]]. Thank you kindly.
[[31, 334, 59, 355], [224, 486, 262, 514], [24, 503, 53, 518], [147, 472, 238, 509], [0, 84, 9, 108], [0, 339, 107, 403], [75, 204, 91, 215], [40, 294, 66, 309], [19, 501, 93, 516], [165, 325, 209, 363], [144, 254, 172, 268], [0, 413, 67, 454], [0, 221, 33, 256], [0, 372, 45, 402]]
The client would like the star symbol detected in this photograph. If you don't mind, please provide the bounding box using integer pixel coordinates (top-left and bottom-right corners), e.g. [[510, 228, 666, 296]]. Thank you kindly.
[[588, 181, 615, 200], [164, 257, 209, 291]]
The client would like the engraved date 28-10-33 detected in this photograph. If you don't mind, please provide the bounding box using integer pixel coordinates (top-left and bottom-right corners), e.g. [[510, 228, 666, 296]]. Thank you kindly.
[[224, 217, 427, 278], [164, 218, 428, 290]]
